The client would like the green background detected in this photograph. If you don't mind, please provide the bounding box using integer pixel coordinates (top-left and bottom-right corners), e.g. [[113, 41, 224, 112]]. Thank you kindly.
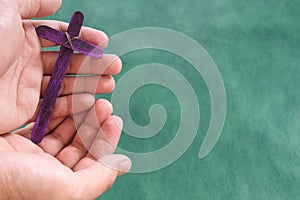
[[44, 0, 299, 199]]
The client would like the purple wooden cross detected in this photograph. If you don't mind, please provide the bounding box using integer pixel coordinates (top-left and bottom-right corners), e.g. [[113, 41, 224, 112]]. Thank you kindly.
[[31, 11, 103, 144]]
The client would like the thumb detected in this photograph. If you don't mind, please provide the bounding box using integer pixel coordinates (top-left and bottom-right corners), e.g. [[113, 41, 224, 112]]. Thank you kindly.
[[10, 0, 62, 19], [72, 154, 132, 199]]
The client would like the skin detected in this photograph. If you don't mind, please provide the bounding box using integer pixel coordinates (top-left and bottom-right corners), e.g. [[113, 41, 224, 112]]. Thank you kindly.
[[0, 0, 131, 199]]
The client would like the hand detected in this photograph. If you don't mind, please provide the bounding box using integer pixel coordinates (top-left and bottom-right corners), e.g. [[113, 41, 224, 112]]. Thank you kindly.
[[0, 99, 132, 200], [0, 0, 120, 134]]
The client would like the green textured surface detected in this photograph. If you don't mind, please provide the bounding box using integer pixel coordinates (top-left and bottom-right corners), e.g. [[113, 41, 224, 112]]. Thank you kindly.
[[44, 0, 299, 199]]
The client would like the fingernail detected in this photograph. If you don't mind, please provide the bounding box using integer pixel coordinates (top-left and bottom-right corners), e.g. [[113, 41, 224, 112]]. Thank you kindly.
[[111, 56, 122, 67]]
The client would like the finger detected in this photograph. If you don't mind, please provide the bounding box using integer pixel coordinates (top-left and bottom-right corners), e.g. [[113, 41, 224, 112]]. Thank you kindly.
[[56, 99, 113, 168], [11, 0, 62, 19], [71, 155, 131, 200], [83, 99, 113, 130], [31, 20, 108, 48], [41, 75, 115, 97], [68, 106, 117, 155], [42, 53, 122, 75], [30, 94, 95, 123], [87, 116, 123, 160]]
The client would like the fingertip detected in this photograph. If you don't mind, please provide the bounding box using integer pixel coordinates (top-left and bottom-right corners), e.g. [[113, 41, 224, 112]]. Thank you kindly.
[[35, 0, 62, 18], [83, 99, 113, 129], [42, 0, 62, 15], [96, 54, 122, 75], [110, 56, 122, 74], [99, 31, 109, 48], [106, 75, 116, 93], [81, 27, 109, 49], [95, 99, 113, 116], [96, 75, 116, 93], [102, 116, 123, 134]]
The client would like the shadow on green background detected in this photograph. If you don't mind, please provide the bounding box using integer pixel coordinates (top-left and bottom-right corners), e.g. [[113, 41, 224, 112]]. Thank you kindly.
[[43, 0, 299, 199]]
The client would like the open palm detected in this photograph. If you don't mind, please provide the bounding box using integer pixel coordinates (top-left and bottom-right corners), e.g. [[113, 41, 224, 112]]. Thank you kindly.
[[0, 99, 130, 199]]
